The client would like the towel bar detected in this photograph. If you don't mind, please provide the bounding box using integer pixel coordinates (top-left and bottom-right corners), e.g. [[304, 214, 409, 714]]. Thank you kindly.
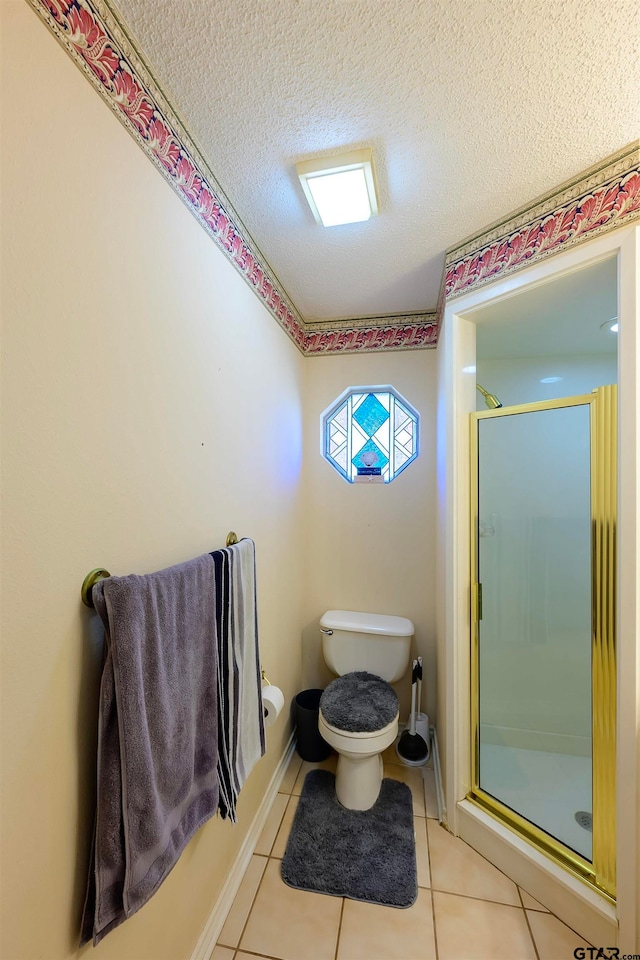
[[81, 533, 242, 608]]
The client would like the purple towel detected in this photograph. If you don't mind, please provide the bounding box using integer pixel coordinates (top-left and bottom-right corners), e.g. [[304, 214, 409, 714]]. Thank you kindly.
[[81, 554, 219, 945]]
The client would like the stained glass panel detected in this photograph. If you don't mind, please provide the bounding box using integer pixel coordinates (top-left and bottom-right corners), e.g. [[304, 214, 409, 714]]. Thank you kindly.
[[395, 447, 409, 469], [395, 404, 410, 430], [353, 393, 389, 435], [352, 438, 389, 471], [322, 386, 419, 483], [335, 404, 349, 429], [334, 447, 348, 470]]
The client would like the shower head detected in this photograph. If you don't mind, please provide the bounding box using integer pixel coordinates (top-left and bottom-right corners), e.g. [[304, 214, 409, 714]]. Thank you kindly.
[[476, 384, 503, 409]]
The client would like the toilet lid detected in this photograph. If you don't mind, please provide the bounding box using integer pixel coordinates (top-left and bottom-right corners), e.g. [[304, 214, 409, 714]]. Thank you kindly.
[[319, 671, 399, 733]]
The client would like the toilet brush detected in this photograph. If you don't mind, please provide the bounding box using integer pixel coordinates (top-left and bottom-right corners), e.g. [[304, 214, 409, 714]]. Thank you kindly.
[[396, 660, 428, 763], [415, 657, 430, 759]]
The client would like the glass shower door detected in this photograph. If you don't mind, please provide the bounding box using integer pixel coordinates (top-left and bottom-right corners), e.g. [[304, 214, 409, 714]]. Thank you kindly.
[[470, 388, 616, 896]]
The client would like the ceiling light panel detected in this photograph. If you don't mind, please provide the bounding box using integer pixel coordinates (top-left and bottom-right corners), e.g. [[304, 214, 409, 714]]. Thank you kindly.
[[296, 149, 378, 227]]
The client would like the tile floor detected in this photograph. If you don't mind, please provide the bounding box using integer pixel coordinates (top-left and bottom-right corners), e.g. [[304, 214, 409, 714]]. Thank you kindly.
[[212, 749, 593, 960]]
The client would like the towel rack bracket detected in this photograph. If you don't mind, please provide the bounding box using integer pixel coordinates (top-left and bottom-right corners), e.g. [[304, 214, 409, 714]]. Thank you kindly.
[[226, 531, 239, 546], [81, 568, 111, 608]]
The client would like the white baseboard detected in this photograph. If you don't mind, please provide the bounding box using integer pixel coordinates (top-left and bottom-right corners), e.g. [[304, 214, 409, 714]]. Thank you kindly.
[[190, 733, 297, 960]]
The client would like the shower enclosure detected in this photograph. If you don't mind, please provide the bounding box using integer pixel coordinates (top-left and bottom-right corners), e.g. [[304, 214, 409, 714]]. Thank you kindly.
[[469, 386, 617, 899]]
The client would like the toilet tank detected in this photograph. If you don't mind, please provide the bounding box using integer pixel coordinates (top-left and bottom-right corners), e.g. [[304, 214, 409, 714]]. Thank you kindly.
[[320, 610, 413, 682]]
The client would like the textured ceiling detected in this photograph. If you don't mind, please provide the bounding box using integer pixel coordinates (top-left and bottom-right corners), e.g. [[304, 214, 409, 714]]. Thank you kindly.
[[112, 0, 639, 322], [474, 257, 618, 359]]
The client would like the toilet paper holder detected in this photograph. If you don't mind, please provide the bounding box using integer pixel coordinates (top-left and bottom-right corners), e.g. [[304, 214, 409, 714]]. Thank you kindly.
[[261, 673, 284, 727]]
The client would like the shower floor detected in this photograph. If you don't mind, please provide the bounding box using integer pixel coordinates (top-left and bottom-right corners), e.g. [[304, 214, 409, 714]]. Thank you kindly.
[[479, 743, 592, 860]]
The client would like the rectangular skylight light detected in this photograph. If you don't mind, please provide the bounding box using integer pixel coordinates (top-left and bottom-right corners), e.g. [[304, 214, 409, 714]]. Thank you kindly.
[[296, 149, 378, 227]]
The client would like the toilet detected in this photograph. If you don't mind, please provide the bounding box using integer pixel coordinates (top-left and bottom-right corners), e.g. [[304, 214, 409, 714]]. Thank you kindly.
[[317, 610, 414, 810]]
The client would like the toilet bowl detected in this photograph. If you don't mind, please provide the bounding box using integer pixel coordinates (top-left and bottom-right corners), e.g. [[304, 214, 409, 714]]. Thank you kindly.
[[317, 610, 414, 810], [318, 705, 398, 810]]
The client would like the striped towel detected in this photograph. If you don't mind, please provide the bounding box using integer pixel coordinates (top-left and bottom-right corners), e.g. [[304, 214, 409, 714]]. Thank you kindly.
[[211, 538, 265, 821]]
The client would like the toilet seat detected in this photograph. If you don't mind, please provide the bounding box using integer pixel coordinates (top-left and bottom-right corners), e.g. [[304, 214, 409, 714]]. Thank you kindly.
[[318, 710, 399, 755]]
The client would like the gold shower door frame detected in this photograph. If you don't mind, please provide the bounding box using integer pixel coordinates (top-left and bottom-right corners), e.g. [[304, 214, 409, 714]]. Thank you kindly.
[[469, 386, 617, 901]]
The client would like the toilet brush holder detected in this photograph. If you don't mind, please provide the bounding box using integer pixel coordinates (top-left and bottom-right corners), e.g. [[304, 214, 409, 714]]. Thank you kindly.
[[395, 713, 430, 767]]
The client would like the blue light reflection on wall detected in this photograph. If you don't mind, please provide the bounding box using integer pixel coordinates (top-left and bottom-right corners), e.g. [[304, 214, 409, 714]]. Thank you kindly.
[[274, 399, 303, 489]]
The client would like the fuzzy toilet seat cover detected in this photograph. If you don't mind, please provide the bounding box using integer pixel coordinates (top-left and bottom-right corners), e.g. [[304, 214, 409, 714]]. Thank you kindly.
[[320, 671, 399, 733]]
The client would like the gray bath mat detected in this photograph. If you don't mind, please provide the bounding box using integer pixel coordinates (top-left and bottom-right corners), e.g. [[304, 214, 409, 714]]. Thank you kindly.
[[281, 770, 417, 908]]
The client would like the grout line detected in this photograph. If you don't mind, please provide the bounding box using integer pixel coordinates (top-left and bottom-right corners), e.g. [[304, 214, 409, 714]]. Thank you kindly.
[[425, 799, 439, 960], [431, 821, 556, 906], [233, 949, 282, 960], [524, 903, 595, 949], [437, 822, 591, 941], [280, 757, 302, 796], [422, 810, 433, 894], [430, 886, 529, 908], [415, 816, 429, 890], [430, 888, 440, 960], [224, 856, 270, 954], [262, 792, 288, 857], [426, 818, 526, 909], [333, 898, 346, 960], [518, 887, 541, 960], [514, 883, 594, 948], [217, 755, 314, 959]]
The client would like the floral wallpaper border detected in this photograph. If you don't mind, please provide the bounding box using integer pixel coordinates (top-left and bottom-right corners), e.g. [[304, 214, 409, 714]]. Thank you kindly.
[[444, 142, 640, 301], [27, 0, 639, 354]]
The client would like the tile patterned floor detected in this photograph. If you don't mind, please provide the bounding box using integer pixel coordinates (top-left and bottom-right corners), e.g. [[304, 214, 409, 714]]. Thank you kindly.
[[213, 750, 592, 960]]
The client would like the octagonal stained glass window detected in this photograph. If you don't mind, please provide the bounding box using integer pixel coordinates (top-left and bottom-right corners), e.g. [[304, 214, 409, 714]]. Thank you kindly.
[[322, 386, 419, 483]]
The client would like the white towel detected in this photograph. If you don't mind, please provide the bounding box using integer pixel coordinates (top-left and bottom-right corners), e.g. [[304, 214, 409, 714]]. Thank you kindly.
[[211, 538, 265, 821]]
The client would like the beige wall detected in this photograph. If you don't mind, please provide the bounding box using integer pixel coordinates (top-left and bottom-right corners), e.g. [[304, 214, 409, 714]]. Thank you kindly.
[[1, 4, 305, 958], [302, 350, 438, 723]]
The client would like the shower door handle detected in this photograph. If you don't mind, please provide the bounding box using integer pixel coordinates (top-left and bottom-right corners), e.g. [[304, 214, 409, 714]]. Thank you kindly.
[[473, 583, 483, 622]]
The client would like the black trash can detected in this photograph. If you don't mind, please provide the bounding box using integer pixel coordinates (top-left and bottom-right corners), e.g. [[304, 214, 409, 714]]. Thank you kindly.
[[294, 689, 332, 762]]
